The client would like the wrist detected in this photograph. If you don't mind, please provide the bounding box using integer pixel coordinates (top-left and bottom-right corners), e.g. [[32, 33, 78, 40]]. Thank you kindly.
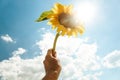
[[42, 71, 60, 80]]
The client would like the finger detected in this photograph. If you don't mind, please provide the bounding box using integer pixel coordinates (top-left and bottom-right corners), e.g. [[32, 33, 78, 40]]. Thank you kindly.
[[46, 49, 57, 59], [47, 49, 53, 58], [43, 60, 48, 73], [52, 49, 57, 58]]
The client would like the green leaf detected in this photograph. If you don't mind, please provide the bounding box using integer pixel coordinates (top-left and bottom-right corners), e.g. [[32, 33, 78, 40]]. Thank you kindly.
[[36, 10, 53, 22]]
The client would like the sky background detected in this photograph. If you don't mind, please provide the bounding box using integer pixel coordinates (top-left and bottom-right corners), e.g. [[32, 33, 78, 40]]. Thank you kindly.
[[0, 0, 120, 80]]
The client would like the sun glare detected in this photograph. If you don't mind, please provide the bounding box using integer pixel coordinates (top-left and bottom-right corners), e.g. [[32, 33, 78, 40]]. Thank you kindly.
[[73, 2, 97, 25]]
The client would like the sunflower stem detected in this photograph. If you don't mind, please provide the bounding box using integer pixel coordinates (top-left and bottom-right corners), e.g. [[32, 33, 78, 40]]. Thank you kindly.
[[53, 33, 60, 51]]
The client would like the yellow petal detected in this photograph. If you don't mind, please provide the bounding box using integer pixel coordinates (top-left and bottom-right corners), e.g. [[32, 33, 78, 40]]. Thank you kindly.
[[78, 26, 85, 34], [57, 26, 62, 32], [72, 29, 77, 36], [65, 5, 73, 13], [54, 3, 65, 14], [52, 25, 57, 29]]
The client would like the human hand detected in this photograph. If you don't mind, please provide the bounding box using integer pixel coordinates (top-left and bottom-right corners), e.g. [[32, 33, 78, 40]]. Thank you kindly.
[[42, 49, 61, 80]]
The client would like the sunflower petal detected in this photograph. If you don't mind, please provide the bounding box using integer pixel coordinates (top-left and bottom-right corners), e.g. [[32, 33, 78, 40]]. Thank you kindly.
[[65, 5, 73, 13], [55, 3, 65, 13], [52, 25, 57, 29], [78, 26, 85, 34]]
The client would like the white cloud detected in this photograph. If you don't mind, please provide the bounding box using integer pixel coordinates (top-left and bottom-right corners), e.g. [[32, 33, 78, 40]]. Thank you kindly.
[[12, 48, 26, 56], [1, 34, 15, 43], [36, 32, 102, 80], [103, 50, 120, 68], [36, 32, 90, 56], [0, 32, 102, 80], [0, 47, 44, 80], [0, 56, 45, 80]]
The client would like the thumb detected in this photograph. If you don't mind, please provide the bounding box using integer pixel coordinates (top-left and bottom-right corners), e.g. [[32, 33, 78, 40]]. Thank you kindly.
[[52, 49, 57, 58]]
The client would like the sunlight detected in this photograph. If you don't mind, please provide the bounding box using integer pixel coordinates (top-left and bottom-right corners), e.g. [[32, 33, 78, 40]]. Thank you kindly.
[[73, 2, 98, 25]]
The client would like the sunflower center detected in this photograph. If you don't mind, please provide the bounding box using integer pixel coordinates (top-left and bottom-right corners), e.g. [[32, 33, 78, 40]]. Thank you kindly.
[[58, 13, 75, 28]]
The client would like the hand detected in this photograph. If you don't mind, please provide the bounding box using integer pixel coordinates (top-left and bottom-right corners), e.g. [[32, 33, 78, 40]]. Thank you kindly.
[[42, 49, 61, 80]]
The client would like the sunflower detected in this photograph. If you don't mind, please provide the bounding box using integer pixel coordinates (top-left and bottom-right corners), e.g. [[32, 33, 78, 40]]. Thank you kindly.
[[48, 3, 85, 36], [36, 3, 85, 50]]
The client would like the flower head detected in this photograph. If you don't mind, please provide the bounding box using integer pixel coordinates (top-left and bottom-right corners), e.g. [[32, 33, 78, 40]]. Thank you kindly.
[[48, 3, 85, 36]]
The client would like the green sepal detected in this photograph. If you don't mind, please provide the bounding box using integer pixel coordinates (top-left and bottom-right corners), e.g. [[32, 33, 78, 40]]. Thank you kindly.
[[36, 10, 53, 22]]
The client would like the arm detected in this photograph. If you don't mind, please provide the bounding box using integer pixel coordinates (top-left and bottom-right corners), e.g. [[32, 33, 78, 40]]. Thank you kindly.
[[42, 49, 61, 80]]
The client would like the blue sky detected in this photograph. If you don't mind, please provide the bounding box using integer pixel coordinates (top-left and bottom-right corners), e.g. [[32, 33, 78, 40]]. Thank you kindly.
[[0, 0, 120, 80]]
